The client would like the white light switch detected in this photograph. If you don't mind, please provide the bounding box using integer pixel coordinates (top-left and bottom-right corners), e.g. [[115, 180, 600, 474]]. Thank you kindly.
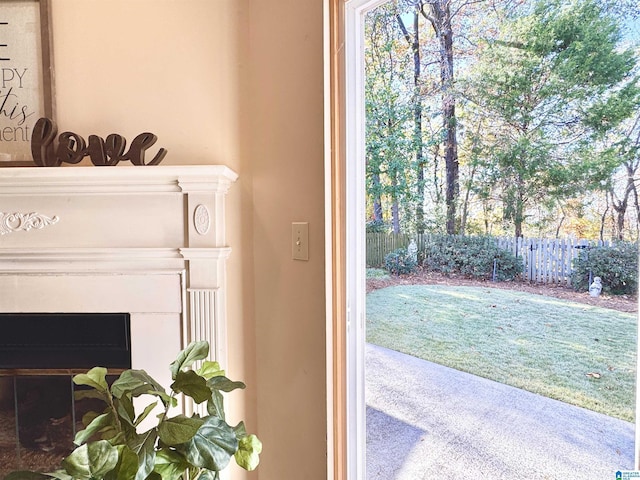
[[292, 222, 309, 261]]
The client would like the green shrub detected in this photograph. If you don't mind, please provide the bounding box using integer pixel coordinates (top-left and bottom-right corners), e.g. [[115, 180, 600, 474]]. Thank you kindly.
[[571, 242, 638, 295], [422, 235, 523, 281], [384, 248, 417, 275], [366, 219, 389, 233]]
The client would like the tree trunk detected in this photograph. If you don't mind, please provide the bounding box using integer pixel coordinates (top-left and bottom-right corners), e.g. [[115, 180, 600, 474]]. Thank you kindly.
[[412, 10, 426, 234], [610, 163, 636, 241], [397, 10, 426, 233], [600, 192, 609, 242], [460, 162, 477, 235], [371, 172, 384, 223], [628, 162, 640, 240], [423, 1, 458, 234], [391, 172, 401, 234], [514, 184, 525, 238], [514, 208, 524, 238], [554, 209, 565, 239], [611, 190, 628, 241], [432, 143, 442, 204]]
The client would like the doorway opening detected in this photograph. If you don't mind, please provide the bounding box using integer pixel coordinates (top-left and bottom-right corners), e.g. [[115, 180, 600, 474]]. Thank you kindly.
[[340, 0, 640, 477]]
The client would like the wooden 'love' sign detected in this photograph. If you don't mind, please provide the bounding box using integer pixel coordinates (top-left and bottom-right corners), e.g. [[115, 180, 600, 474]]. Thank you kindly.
[[30, 117, 167, 167]]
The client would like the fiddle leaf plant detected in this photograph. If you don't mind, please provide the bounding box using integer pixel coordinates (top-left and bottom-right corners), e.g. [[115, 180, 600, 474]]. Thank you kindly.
[[8, 341, 261, 480]]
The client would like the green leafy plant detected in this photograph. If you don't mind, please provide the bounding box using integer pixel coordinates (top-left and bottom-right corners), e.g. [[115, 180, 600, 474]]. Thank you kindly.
[[365, 219, 389, 233], [571, 242, 638, 295], [8, 341, 261, 480], [384, 247, 417, 275], [422, 235, 522, 281]]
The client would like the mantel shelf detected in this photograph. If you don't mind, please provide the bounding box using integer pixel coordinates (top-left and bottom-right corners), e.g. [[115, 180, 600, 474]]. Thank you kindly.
[[0, 165, 238, 195]]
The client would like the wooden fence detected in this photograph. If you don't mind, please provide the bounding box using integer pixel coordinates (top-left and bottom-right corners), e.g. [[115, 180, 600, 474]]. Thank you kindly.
[[366, 233, 612, 285], [496, 236, 610, 285]]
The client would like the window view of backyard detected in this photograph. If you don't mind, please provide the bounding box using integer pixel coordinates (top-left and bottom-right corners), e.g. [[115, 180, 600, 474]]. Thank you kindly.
[[363, 0, 640, 477]]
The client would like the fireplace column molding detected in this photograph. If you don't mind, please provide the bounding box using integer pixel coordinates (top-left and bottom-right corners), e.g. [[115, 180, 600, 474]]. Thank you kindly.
[[177, 171, 236, 368], [179, 248, 232, 366]]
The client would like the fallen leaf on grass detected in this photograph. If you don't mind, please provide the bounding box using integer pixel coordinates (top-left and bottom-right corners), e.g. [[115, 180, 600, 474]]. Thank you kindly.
[[586, 372, 601, 379]]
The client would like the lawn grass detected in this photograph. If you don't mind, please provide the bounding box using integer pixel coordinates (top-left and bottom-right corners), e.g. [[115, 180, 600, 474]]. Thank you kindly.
[[366, 284, 637, 422], [366, 268, 390, 279]]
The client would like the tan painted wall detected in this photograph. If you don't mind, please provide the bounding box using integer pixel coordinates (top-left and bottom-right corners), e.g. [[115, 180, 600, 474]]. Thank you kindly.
[[247, 0, 327, 477], [49, 1, 326, 479]]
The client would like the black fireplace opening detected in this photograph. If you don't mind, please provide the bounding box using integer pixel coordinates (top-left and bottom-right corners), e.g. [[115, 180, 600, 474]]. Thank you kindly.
[[0, 313, 131, 370], [0, 313, 131, 477]]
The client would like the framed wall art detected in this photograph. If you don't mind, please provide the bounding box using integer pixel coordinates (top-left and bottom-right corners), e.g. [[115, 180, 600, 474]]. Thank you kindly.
[[0, 0, 54, 165]]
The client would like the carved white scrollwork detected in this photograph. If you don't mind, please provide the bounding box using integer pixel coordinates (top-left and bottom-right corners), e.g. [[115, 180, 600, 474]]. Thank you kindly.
[[193, 204, 211, 235], [0, 212, 59, 235]]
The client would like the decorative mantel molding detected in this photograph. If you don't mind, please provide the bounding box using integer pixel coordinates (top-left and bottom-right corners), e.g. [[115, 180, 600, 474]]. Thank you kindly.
[[194, 204, 211, 235], [0, 211, 59, 235]]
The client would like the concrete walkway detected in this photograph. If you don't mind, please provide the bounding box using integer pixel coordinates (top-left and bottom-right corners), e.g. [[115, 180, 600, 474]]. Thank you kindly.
[[366, 343, 635, 479]]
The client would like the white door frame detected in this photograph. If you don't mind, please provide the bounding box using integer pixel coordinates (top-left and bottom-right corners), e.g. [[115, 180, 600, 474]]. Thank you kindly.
[[343, 1, 389, 479]]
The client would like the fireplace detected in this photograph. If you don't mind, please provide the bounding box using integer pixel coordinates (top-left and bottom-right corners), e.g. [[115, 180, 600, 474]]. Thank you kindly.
[[0, 313, 131, 474], [0, 166, 236, 476], [0, 313, 131, 370]]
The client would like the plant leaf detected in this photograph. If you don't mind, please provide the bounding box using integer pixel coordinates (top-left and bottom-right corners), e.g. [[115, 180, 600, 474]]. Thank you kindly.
[[99, 426, 119, 441], [153, 448, 190, 480], [105, 445, 138, 480], [74, 389, 106, 402], [158, 415, 204, 446], [74, 412, 113, 446], [184, 417, 238, 471], [207, 376, 246, 393], [233, 421, 247, 439], [38, 472, 73, 480], [131, 430, 157, 480], [73, 367, 109, 393], [171, 370, 212, 404], [197, 360, 224, 380], [234, 434, 262, 471], [196, 470, 219, 480], [61, 441, 118, 479], [207, 390, 225, 420], [169, 341, 209, 380], [115, 395, 136, 427], [112, 370, 165, 399], [81, 410, 101, 428]]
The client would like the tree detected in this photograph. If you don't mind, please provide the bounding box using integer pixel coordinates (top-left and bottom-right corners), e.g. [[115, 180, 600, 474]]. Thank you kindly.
[[414, 0, 513, 234], [596, 111, 640, 240], [418, 0, 459, 234], [465, 0, 639, 237], [396, 6, 428, 233], [365, 5, 416, 233]]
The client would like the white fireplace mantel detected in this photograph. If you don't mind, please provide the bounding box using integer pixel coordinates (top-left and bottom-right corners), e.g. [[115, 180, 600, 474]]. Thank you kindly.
[[0, 165, 237, 393]]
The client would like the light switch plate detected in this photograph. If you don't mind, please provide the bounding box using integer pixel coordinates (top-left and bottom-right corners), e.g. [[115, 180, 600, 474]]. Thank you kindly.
[[292, 222, 309, 261]]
